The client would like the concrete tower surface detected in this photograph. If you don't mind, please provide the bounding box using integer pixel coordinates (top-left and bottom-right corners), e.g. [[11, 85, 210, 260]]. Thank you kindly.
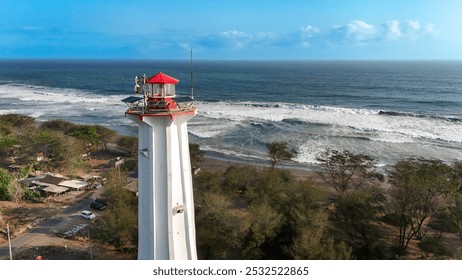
[[123, 72, 197, 260]]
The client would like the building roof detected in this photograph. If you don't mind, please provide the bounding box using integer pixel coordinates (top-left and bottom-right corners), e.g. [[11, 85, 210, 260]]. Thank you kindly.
[[39, 174, 67, 185], [58, 180, 88, 190], [41, 185, 69, 194], [146, 72, 179, 84]]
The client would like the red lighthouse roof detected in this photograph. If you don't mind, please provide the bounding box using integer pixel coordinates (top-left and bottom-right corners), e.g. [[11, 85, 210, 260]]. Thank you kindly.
[[146, 72, 179, 84]]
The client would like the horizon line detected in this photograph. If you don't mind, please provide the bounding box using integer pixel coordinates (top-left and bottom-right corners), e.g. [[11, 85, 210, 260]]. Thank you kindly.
[[2, 57, 462, 62]]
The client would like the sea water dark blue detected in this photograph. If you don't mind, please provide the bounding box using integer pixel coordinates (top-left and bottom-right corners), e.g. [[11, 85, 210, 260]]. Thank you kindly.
[[0, 59, 461, 168]]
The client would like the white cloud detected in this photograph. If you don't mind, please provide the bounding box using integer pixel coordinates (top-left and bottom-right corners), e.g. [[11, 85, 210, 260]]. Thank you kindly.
[[255, 31, 279, 45], [345, 20, 377, 42], [324, 19, 437, 44], [384, 20, 402, 40], [424, 23, 438, 36], [222, 30, 248, 38], [300, 25, 321, 47], [300, 25, 320, 38], [400, 20, 439, 40], [221, 30, 253, 48], [187, 19, 438, 51], [407, 20, 421, 30], [328, 20, 378, 44]]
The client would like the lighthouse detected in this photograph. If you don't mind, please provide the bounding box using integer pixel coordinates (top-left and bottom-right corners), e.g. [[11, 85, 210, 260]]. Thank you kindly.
[[123, 72, 197, 260]]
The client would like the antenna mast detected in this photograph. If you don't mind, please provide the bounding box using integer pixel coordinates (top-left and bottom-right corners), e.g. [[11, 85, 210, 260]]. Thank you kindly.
[[190, 48, 194, 99]]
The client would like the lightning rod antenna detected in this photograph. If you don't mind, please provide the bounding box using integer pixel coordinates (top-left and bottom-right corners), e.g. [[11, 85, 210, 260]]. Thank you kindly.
[[190, 48, 194, 99]]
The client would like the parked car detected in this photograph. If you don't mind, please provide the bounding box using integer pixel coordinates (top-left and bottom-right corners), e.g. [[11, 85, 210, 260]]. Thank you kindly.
[[90, 201, 106, 210], [95, 198, 108, 206], [81, 210, 96, 220]]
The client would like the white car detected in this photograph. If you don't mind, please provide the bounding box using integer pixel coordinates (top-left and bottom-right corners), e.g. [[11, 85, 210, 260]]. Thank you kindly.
[[81, 210, 96, 220]]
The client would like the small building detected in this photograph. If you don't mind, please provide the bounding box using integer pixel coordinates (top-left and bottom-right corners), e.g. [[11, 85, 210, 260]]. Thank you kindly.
[[21, 173, 88, 197], [110, 156, 124, 168]]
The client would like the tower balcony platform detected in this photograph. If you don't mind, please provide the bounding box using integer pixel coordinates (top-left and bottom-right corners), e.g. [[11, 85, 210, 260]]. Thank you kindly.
[[123, 95, 197, 120]]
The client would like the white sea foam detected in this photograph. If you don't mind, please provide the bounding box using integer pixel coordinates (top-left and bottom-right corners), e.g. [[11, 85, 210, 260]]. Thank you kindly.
[[189, 117, 239, 138], [0, 83, 127, 124], [196, 101, 462, 144], [0, 83, 124, 106], [295, 139, 330, 165]]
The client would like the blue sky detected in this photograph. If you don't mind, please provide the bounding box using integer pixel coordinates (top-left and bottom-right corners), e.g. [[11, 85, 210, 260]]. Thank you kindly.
[[1, 0, 461, 60]]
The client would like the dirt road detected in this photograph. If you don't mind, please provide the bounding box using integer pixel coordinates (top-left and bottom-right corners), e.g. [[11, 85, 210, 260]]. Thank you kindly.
[[0, 189, 134, 260]]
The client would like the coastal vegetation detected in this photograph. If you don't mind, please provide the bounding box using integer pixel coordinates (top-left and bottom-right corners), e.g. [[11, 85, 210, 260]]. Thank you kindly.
[[266, 141, 298, 169], [1, 113, 462, 259]]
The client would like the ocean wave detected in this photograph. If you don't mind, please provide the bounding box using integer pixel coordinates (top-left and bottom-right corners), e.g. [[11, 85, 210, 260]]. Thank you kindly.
[[378, 110, 462, 122], [0, 83, 128, 127], [189, 118, 240, 138], [201, 145, 267, 163], [196, 100, 462, 143], [0, 83, 125, 106]]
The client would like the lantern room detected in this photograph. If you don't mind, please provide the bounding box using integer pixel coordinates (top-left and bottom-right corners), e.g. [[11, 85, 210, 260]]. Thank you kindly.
[[146, 72, 178, 98]]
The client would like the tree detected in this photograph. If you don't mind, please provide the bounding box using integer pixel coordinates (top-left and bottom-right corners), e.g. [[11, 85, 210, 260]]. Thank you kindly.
[[0, 135, 15, 147], [94, 168, 138, 252], [18, 128, 87, 173], [189, 143, 204, 169], [266, 141, 298, 169], [96, 202, 137, 252], [452, 163, 462, 240], [0, 168, 13, 201], [0, 168, 23, 202], [247, 168, 348, 259], [287, 214, 353, 260], [117, 135, 138, 157], [195, 191, 249, 259], [435, 162, 462, 240], [316, 149, 379, 197], [40, 119, 78, 133], [0, 114, 35, 133], [36, 130, 60, 159], [193, 169, 222, 193], [93, 125, 117, 151], [0, 135, 16, 157], [242, 202, 283, 259], [223, 164, 259, 195], [333, 188, 386, 258], [68, 125, 100, 152], [0, 123, 12, 136], [386, 158, 452, 254]]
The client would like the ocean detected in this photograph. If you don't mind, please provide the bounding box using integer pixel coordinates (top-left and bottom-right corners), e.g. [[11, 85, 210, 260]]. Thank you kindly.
[[0, 59, 461, 170]]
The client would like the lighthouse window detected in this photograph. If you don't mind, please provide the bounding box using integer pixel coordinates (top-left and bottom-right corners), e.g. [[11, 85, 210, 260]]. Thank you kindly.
[[165, 84, 176, 97], [152, 84, 162, 96]]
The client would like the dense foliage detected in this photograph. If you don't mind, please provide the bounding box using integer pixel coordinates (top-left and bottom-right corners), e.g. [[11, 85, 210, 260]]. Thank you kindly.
[[92, 168, 138, 252], [2, 114, 462, 259], [194, 166, 352, 259]]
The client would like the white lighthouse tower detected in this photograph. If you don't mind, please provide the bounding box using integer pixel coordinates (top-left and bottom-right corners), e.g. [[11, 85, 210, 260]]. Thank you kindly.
[[123, 72, 197, 260]]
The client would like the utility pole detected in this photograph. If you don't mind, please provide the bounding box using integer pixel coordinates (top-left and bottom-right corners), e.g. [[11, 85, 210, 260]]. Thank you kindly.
[[87, 228, 93, 260], [190, 48, 194, 99], [6, 223, 12, 260]]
